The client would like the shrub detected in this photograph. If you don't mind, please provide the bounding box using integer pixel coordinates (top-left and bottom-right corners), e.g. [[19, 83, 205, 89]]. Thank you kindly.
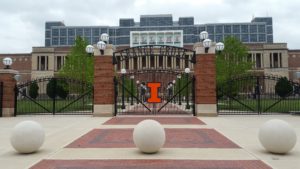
[[29, 82, 39, 99], [275, 77, 293, 98]]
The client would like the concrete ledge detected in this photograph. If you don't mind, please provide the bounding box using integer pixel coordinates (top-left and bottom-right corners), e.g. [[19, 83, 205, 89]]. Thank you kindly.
[[93, 104, 114, 117], [2, 108, 15, 117], [196, 104, 218, 117], [0, 69, 19, 74]]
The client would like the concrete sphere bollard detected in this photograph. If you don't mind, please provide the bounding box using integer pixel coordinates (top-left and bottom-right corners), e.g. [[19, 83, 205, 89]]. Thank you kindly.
[[133, 119, 166, 153], [10, 121, 45, 154], [258, 119, 297, 154]]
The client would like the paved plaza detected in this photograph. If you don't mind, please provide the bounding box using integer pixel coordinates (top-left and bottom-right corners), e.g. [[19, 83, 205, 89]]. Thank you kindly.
[[0, 115, 299, 169]]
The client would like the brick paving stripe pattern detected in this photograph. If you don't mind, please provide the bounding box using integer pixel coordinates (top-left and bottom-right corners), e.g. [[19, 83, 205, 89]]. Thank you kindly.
[[103, 117, 206, 125], [30, 159, 272, 169], [66, 128, 240, 148]]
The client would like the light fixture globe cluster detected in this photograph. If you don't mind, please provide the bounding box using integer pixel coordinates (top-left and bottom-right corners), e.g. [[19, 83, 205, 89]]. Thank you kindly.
[[199, 31, 224, 53], [85, 33, 109, 55], [3, 57, 13, 69]]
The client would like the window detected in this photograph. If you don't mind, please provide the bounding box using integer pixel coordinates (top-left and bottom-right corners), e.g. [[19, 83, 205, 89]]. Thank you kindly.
[[255, 53, 262, 68], [60, 37, 67, 45], [273, 53, 279, 68], [250, 25, 257, 33], [84, 28, 91, 36], [52, 37, 59, 46], [258, 25, 265, 33], [233, 25, 240, 33], [224, 25, 232, 33], [60, 28, 67, 36], [92, 28, 100, 36], [215, 35, 223, 42], [258, 34, 266, 42], [52, 29, 59, 36], [68, 28, 75, 36], [250, 34, 257, 42], [241, 25, 249, 33], [56, 56, 62, 71], [150, 55, 155, 68], [37, 56, 48, 71], [206, 25, 215, 34], [76, 28, 83, 36], [216, 25, 223, 34], [241, 34, 249, 42], [270, 53, 282, 68]]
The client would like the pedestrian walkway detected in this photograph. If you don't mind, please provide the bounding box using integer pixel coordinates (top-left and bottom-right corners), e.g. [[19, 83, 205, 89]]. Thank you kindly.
[[30, 116, 272, 169]]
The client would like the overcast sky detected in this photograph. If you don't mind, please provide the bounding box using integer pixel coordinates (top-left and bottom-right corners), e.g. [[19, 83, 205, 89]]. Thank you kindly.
[[0, 0, 299, 53]]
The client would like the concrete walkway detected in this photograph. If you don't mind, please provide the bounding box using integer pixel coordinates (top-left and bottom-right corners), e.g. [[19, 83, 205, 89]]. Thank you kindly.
[[0, 115, 299, 168]]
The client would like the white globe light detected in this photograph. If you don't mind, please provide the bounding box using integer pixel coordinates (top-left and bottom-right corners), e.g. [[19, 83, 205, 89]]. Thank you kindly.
[[136, 80, 140, 84], [130, 75, 134, 79], [14, 74, 21, 82], [185, 68, 191, 74], [200, 31, 209, 41], [177, 74, 181, 79], [85, 45, 94, 54], [258, 119, 297, 154], [216, 42, 225, 51], [97, 41, 106, 50], [10, 121, 45, 154], [121, 68, 127, 74], [173, 80, 176, 84], [133, 120, 165, 153], [3, 57, 13, 66], [100, 33, 109, 43], [203, 39, 212, 48]]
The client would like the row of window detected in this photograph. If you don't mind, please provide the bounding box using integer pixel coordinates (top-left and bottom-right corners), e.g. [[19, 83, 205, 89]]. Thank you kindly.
[[248, 52, 283, 69], [36, 56, 65, 71], [48, 24, 268, 39], [47, 33, 269, 46]]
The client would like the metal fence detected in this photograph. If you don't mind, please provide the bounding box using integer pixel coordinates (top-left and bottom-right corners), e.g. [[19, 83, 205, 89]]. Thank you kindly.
[[114, 70, 195, 116], [217, 75, 300, 115], [15, 77, 93, 115], [0, 82, 3, 117]]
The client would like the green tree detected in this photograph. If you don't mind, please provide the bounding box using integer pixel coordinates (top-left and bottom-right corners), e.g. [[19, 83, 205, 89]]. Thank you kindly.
[[275, 77, 293, 98], [29, 82, 39, 99], [59, 36, 94, 84], [46, 78, 69, 99], [216, 36, 253, 86]]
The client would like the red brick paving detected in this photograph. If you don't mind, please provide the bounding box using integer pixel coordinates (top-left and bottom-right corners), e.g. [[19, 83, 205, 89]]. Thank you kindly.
[[30, 160, 272, 169], [103, 117, 206, 125], [66, 128, 239, 148]]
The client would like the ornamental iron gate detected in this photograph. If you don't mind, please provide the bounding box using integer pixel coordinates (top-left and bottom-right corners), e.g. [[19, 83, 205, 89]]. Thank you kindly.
[[15, 77, 93, 115], [113, 45, 196, 116], [217, 75, 300, 115], [0, 82, 3, 117]]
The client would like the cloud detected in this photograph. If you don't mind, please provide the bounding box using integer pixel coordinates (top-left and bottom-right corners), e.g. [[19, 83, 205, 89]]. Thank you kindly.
[[0, 0, 299, 53]]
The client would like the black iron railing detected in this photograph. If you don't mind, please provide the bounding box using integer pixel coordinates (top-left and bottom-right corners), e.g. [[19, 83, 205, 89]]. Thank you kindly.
[[0, 82, 3, 117], [15, 77, 93, 115], [217, 75, 300, 115]]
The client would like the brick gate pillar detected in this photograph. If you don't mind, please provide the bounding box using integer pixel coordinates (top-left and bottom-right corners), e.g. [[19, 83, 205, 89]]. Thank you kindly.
[[193, 42, 217, 116], [93, 44, 115, 117], [0, 69, 18, 117]]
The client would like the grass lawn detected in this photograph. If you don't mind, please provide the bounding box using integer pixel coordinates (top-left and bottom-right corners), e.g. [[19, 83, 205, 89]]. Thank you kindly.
[[16, 99, 93, 115], [218, 98, 300, 113]]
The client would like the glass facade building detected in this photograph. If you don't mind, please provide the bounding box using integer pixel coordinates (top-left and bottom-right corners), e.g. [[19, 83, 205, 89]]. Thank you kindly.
[[45, 14, 273, 47]]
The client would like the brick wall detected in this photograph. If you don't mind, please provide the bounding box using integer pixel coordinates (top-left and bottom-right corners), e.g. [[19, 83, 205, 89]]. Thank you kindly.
[[194, 54, 216, 104], [1, 74, 16, 108], [93, 56, 114, 104]]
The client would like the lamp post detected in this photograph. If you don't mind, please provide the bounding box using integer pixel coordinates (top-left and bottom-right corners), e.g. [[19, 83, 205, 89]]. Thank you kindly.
[[172, 80, 176, 103], [121, 68, 126, 109], [177, 74, 182, 105], [3, 57, 13, 69], [203, 39, 212, 54], [136, 80, 140, 104], [130, 75, 134, 105], [185, 68, 191, 109], [200, 31, 209, 42], [216, 42, 225, 54], [100, 33, 109, 44]]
